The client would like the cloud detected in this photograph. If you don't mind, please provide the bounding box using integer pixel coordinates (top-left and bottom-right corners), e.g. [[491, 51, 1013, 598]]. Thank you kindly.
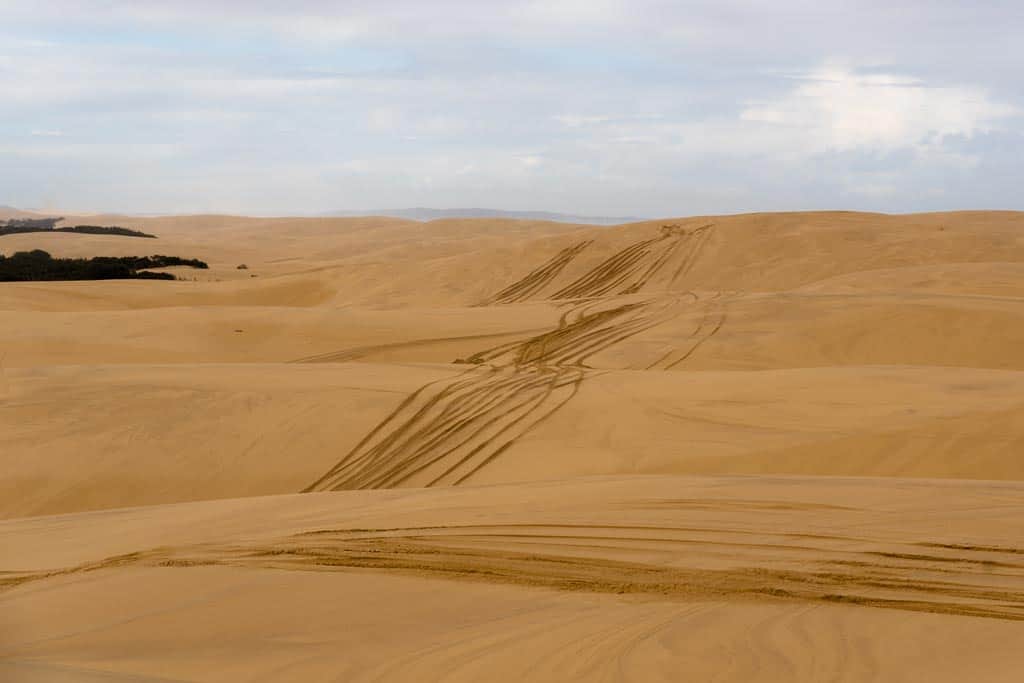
[[554, 115, 612, 128], [0, 3, 1021, 214], [741, 64, 1018, 153]]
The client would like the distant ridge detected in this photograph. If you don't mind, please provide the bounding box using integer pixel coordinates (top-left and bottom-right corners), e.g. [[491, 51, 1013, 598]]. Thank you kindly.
[[0, 205, 642, 224], [323, 207, 642, 225], [0, 205, 32, 219], [0, 206, 64, 220]]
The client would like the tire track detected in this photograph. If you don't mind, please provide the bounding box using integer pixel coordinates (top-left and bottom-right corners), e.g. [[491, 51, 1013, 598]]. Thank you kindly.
[[459, 299, 679, 368], [15, 520, 1023, 622], [481, 240, 593, 305], [646, 292, 728, 370], [305, 366, 584, 490], [233, 523, 1024, 620], [304, 225, 721, 492], [550, 224, 712, 300], [242, 532, 1024, 621], [669, 223, 714, 287], [551, 237, 664, 299], [290, 332, 529, 364], [305, 298, 673, 491]]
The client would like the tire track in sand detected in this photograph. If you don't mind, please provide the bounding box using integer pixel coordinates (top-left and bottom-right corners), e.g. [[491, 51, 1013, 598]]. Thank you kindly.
[[11, 518, 1024, 622], [304, 298, 676, 491], [304, 225, 721, 491], [550, 225, 704, 300], [481, 240, 593, 305]]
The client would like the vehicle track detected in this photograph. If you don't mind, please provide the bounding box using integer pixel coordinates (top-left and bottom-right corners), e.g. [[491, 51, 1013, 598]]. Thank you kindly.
[[646, 292, 727, 370], [481, 240, 593, 305], [669, 223, 713, 287], [244, 525, 1024, 620], [304, 365, 584, 490], [459, 298, 682, 368], [550, 224, 712, 300], [11, 520, 1024, 621], [477, 224, 714, 304], [289, 332, 526, 364], [304, 225, 723, 492], [305, 298, 679, 491]]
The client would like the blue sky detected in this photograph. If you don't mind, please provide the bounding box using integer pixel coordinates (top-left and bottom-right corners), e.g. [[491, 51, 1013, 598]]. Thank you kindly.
[[1, 1, 1022, 216]]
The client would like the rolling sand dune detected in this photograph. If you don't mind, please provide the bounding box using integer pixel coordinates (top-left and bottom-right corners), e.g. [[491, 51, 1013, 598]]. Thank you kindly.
[[3, 477, 1024, 681], [2, 210, 1023, 680]]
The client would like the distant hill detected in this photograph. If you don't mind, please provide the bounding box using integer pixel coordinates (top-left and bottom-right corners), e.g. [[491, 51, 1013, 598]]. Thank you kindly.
[[323, 207, 642, 225], [0, 205, 642, 225], [0, 205, 35, 220]]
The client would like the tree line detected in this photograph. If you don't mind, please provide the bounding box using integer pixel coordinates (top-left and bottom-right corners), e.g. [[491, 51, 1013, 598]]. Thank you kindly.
[[0, 250, 208, 281], [0, 221, 156, 238]]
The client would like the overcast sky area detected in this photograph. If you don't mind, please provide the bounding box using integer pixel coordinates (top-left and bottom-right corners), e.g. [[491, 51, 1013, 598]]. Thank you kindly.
[[1, 1, 1022, 217]]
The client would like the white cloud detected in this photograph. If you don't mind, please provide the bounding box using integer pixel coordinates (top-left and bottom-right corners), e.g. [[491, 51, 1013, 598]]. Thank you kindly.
[[1, 142, 181, 161], [367, 107, 402, 132], [517, 155, 544, 168], [554, 115, 612, 128], [741, 64, 1018, 153], [520, 0, 626, 25], [269, 14, 373, 45], [339, 159, 370, 174], [1, 4, 1022, 214]]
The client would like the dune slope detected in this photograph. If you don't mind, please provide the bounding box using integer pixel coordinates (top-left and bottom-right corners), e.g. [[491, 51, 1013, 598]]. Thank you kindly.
[[2, 210, 1023, 680], [3, 477, 1024, 681]]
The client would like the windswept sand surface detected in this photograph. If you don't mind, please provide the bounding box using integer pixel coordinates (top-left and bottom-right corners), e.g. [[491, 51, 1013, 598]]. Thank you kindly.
[[2, 210, 1023, 680]]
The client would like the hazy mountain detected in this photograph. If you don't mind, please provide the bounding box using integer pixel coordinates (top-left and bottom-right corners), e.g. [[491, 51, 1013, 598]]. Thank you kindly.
[[0, 205, 642, 224], [0, 205, 29, 219], [324, 207, 642, 225]]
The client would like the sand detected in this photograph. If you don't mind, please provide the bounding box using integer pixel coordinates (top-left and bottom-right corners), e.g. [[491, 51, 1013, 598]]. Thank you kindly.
[[2, 210, 1023, 680]]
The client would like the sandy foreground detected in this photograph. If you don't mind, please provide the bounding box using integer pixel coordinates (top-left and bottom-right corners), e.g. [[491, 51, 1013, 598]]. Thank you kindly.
[[2, 210, 1023, 680]]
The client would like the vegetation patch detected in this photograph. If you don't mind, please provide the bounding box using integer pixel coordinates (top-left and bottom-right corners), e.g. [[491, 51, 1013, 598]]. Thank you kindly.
[[1, 218, 157, 238], [0, 250, 208, 281]]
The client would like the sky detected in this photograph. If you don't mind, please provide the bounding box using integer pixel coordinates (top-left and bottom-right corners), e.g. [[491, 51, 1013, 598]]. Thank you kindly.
[[1, 1, 1022, 217]]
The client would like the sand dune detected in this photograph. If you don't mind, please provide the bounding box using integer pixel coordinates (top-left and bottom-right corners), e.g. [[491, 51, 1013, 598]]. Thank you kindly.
[[2, 210, 1023, 680], [5, 362, 1023, 518], [3, 477, 1024, 681]]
